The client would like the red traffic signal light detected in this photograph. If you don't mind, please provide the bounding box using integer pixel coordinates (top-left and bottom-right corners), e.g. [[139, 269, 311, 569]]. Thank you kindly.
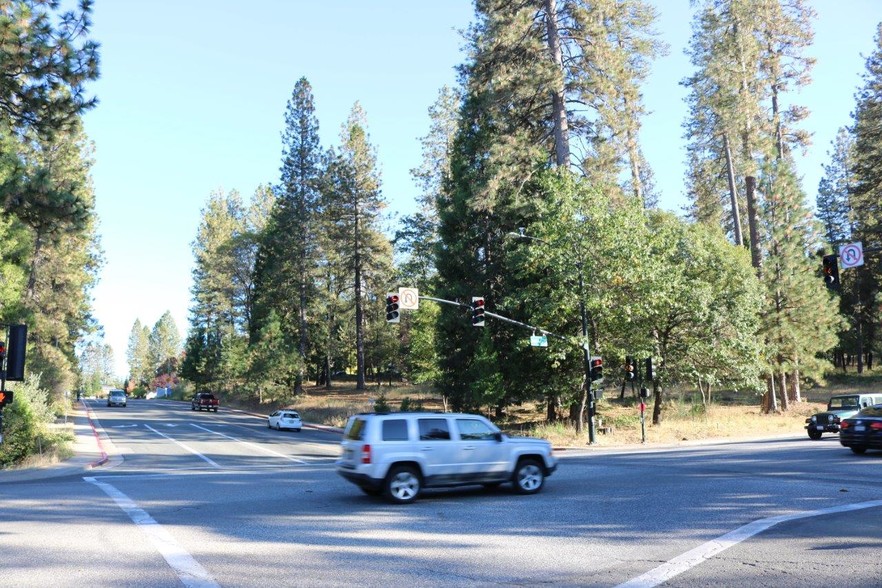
[[822, 254, 840, 289], [385, 294, 400, 323], [0, 390, 11, 406], [589, 356, 603, 381], [472, 297, 485, 327]]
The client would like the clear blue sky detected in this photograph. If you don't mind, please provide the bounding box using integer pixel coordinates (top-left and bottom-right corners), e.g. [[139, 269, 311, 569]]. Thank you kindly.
[[82, 1, 881, 378]]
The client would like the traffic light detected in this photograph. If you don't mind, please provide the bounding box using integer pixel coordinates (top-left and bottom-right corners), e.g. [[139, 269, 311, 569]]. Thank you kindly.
[[645, 357, 656, 382], [822, 254, 840, 289], [385, 294, 400, 323], [624, 355, 636, 381], [472, 297, 485, 327], [5, 325, 26, 381], [589, 356, 603, 381], [0, 390, 11, 407]]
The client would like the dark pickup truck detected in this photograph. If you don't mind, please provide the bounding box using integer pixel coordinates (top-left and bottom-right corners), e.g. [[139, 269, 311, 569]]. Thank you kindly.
[[191, 392, 219, 412]]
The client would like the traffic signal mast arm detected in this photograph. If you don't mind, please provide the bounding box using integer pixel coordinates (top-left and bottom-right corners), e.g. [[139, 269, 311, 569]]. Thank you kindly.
[[418, 296, 576, 347]]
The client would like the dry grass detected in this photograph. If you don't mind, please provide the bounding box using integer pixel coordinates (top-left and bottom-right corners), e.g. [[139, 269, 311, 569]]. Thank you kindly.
[[242, 372, 882, 447]]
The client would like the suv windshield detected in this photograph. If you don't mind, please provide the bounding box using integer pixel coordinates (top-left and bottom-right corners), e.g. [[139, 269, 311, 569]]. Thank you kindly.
[[828, 396, 859, 410]]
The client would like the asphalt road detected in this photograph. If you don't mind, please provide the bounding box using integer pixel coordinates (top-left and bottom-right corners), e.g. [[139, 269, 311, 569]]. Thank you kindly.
[[1, 399, 880, 587]]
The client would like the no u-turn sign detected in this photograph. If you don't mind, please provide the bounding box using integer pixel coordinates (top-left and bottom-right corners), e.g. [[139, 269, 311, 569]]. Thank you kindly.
[[839, 242, 864, 269]]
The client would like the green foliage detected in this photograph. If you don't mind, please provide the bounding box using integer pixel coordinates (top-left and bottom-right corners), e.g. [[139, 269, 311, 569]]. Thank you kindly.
[[373, 392, 390, 413], [398, 397, 425, 412], [0, 375, 70, 468], [0, 1, 99, 138]]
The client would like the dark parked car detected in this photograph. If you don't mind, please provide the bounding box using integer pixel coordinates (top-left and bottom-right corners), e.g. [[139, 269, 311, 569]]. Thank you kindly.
[[805, 394, 882, 439], [839, 405, 882, 454]]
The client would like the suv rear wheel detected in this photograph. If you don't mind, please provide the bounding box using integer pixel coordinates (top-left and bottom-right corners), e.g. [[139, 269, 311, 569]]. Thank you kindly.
[[513, 458, 545, 494], [384, 465, 421, 504], [807, 429, 822, 440]]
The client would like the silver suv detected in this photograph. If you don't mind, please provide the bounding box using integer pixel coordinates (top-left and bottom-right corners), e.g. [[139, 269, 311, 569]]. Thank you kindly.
[[335, 412, 558, 504]]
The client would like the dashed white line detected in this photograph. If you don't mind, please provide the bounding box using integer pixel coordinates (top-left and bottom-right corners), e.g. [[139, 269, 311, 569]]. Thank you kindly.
[[189, 423, 308, 464], [84, 477, 220, 588], [144, 424, 220, 468], [616, 499, 882, 588]]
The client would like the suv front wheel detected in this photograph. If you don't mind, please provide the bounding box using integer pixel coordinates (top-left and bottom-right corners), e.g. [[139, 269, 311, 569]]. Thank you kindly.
[[513, 458, 545, 494], [384, 465, 421, 504]]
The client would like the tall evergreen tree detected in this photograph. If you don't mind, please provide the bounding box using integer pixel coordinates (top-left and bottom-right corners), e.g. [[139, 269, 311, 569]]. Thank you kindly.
[[252, 77, 322, 394], [126, 319, 151, 388], [322, 103, 391, 390], [816, 127, 856, 248], [182, 189, 249, 395], [847, 22, 882, 373], [148, 310, 181, 378]]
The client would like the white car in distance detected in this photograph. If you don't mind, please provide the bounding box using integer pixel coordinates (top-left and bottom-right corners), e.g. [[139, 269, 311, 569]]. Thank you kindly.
[[267, 410, 303, 432]]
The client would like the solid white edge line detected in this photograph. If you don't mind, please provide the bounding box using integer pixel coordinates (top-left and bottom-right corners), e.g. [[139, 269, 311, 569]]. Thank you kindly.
[[189, 423, 308, 464], [84, 477, 220, 588], [144, 424, 220, 468], [616, 499, 882, 588]]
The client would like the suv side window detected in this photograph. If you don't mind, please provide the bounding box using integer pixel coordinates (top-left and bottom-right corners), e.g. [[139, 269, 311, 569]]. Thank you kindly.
[[456, 418, 497, 440], [345, 418, 368, 441], [418, 418, 451, 440], [382, 419, 409, 441]]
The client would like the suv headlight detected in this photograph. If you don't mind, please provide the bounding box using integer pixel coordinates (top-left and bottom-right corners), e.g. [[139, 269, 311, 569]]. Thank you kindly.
[[810, 416, 817, 423]]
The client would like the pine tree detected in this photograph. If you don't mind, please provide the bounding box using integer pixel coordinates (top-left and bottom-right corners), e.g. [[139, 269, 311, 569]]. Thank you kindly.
[[847, 22, 882, 373], [322, 103, 391, 390], [126, 319, 151, 388], [816, 127, 856, 247], [0, 1, 99, 138], [252, 77, 323, 394], [149, 311, 181, 378]]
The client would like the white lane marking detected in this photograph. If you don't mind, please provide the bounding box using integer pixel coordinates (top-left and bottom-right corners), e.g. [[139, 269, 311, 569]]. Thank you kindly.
[[617, 499, 882, 588], [84, 477, 220, 588], [190, 423, 308, 464], [144, 424, 220, 468]]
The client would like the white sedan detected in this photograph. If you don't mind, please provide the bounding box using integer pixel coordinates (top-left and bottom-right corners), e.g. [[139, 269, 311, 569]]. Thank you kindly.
[[267, 410, 303, 432]]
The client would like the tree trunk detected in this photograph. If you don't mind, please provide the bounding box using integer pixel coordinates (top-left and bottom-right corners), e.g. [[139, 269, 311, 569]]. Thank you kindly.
[[745, 176, 762, 274], [722, 134, 744, 246], [779, 371, 789, 411], [544, 0, 569, 168], [354, 210, 366, 390], [651, 380, 662, 425]]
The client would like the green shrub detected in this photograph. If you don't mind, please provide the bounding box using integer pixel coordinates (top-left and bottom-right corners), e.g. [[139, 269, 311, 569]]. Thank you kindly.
[[373, 392, 390, 412], [0, 375, 64, 468]]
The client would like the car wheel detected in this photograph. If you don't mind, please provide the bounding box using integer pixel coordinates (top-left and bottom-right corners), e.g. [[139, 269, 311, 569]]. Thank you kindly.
[[807, 429, 822, 440], [512, 458, 545, 495], [851, 446, 868, 455], [267, 421, 271, 429], [294, 428, 301, 432], [276, 423, 282, 431], [191, 405, 196, 411], [384, 465, 421, 504], [213, 408, 218, 412]]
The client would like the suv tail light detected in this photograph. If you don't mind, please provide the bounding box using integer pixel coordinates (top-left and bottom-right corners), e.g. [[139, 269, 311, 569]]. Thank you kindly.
[[361, 444, 372, 464]]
